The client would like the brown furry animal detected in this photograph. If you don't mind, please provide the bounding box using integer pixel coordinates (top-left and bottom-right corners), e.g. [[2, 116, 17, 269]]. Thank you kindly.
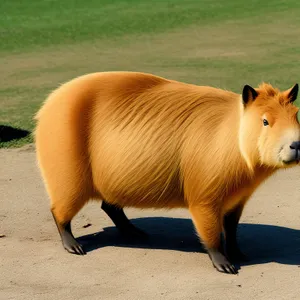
[[34, 71, 300, 274]]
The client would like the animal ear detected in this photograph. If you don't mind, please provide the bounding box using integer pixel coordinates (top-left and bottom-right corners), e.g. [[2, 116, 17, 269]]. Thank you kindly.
[[286, 83, 299, 103], [242, 85, 258, 105]]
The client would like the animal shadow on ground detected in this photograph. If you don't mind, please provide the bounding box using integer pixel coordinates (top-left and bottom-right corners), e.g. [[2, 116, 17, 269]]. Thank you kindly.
[[77, 217, 300, 267], [0, 125, 30, 142]]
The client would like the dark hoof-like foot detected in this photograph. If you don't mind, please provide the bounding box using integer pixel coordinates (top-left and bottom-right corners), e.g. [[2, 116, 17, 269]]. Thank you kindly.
[[208, 249, 238, 275], [226, 248, 249, 262], [120, 225, 148, 240], [62, 234, 86, 255]]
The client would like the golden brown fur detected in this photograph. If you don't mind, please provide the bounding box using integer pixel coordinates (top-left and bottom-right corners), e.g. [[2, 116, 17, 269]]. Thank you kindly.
[[34, 71, 300, 264]]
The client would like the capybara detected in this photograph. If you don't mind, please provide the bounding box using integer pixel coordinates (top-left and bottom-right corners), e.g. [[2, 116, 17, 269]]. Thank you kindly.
[[34, 71, 300, 274]]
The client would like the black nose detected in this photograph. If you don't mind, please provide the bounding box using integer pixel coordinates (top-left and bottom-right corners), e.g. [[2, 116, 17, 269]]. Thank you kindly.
[[290, 141, 300, 150]]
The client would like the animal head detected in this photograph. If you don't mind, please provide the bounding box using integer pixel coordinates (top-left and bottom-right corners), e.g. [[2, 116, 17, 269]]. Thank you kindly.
[[239, 82, 300, 170]]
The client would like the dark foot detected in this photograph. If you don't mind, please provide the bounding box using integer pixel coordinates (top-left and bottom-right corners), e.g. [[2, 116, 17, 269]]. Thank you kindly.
[[226, 246, 249, 262], [51, 211, 86, 256], [61, 231, 86, 255], [101, 201, 148, 239], [208, 248, 238, 274], [119, 223, 148, 239]]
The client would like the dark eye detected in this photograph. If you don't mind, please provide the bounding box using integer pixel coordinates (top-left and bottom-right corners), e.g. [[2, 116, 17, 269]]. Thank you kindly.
[[263, 119, 269, 126]]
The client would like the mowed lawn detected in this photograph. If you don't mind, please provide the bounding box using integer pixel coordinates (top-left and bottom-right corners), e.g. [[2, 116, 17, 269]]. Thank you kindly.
[[1, 0, 300, 147]]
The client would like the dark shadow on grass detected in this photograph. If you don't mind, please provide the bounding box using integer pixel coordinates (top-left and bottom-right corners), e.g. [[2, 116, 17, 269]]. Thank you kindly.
[[77, 217, 300, 267], [0, 125, 30, 142]]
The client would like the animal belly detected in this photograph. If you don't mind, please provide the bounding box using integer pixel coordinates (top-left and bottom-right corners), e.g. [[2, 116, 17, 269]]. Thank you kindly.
[[90, 126, 185, 209]]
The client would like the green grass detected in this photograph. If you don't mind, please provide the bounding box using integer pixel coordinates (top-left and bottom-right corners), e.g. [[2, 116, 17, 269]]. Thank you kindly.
[[1, 0, 297, 55], [1, 0, 300, 148]]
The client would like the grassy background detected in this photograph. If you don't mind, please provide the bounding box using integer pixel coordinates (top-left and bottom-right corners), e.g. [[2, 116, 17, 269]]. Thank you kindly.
[[1, 0, 300, 147]]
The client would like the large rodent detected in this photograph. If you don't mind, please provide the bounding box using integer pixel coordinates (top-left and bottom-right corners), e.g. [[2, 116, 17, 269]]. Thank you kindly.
[[34, 71, 300, 274]]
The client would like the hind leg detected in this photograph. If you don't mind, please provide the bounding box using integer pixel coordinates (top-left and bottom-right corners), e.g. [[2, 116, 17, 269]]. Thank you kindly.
[[101, 201, 147, 238], [51, 196, 88, 255]]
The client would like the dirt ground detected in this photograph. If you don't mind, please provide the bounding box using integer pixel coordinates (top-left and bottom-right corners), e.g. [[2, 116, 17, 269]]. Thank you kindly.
[[1, 144, 300, 300]]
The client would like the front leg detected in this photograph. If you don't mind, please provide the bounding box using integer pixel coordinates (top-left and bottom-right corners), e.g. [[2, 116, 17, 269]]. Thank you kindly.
[[189, 205, 238, 274], [223, 202, 248, 262]]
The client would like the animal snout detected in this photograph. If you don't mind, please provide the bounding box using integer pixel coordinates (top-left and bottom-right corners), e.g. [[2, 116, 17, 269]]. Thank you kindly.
[[290, 141, 300, 151], [288, 141, 300, 163]]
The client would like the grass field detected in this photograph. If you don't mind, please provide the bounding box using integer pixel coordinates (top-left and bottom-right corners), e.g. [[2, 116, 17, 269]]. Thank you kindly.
[[1, 0, 300, 147]]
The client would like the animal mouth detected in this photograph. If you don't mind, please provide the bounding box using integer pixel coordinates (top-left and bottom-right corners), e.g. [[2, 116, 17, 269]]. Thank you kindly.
[[282, 159, 300, 165], [279, 146, 300, 165]]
